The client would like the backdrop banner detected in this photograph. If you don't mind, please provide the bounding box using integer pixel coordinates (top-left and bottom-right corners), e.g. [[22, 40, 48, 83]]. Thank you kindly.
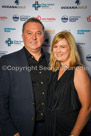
[[0, 0, 91, 76]]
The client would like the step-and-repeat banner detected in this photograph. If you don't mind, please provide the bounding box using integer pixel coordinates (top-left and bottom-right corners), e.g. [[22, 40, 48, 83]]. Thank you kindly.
[[0, 0, 91, 76]]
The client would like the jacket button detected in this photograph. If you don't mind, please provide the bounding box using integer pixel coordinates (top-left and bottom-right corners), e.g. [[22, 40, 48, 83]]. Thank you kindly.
[[32, 116, 35, 120], [32, 102, 35, 104], [40, 113, 43, 116]]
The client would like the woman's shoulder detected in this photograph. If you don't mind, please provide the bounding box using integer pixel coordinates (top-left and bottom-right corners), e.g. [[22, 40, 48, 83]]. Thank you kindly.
[[74, 65, 91, 87], [74, 65, 89, 78]]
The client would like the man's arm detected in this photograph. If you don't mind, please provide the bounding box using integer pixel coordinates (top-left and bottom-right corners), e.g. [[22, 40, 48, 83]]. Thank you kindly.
[[0, 57, 18, 136]]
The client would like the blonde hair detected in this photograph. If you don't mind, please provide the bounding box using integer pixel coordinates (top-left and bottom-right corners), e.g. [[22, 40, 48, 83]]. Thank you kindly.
[[50, 31, 81, 72]]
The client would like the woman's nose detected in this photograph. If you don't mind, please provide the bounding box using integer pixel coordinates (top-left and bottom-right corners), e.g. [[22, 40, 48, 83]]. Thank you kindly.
[[56, 47, 60, 52]]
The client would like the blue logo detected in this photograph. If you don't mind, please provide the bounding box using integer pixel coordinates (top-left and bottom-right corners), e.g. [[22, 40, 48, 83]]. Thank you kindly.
[[5, 38, 13, 46], [86, 54, 91, 61], [4, 28, 16, 32], [75, 0, 80, 5], [77, 30, 91, 34], [32, 1, 41, 10], [15, 0, 19, 5], [61, 16, 68, 23], [5, 38, 23, 46], [13, 15, 19, 21]]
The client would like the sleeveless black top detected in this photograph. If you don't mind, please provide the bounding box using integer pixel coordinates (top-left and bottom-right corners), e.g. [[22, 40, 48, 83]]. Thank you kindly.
[[46, 68, 82, 136]]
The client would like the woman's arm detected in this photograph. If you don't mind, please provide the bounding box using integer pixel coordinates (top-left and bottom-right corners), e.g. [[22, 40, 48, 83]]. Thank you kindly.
[[70, 66, 91, 136], [13, 133, 20, 136]]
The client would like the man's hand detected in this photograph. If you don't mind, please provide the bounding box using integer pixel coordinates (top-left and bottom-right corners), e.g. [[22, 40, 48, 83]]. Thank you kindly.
[[13, 132, 20, 136]]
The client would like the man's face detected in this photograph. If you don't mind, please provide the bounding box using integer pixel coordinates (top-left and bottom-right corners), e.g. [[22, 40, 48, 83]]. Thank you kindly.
[[22, 22, 44, 53]]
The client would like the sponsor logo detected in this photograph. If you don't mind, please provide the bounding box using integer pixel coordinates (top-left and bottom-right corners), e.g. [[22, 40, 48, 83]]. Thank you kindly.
[[75, 0, 80, 5], [36, 15, 56, 22], [0, 51, 8, 57], [5, 38, 23, 46], [86, 54, 91, 61], [32, 1, 41, 10], [32, 1, 55, 10], [61, 15, 68, 23], [43, 30, 55, 47], [45, 30, 55, 34], [5, 38, 13, 46], [13, 15, 30, 21], [87, 15, 91, 22], [13, 15, 19, 21], [77, 30, 91, 34], [43, 36, 50, 47], [69, 16, 81, 22], [61, 15, 81, 23], [61, 0, 87, 9], [20, 15, 30, 21], [2, 1, 26, 9], [4, 28, 16, 32], [76, 42, 85, 46], [0, 16, 8, 21], [15, 0, 19, 5]]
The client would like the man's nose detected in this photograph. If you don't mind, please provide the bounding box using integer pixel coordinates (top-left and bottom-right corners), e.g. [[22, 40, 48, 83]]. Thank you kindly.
[[32, 34, 37, 39]]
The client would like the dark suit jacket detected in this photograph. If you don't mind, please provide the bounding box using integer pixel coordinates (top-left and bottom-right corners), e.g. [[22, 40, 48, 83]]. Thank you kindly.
[[0, 47, 50, 136]]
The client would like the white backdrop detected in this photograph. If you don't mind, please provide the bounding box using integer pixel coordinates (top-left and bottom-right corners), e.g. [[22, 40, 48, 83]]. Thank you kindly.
[[0, 0, 91, 77]]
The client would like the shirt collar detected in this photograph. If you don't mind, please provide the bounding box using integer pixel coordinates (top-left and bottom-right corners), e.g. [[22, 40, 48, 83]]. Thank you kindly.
[[24, 47, 45, 60]]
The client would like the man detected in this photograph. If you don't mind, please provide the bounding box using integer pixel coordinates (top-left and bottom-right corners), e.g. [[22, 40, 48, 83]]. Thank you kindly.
[[0, 17, 50, 136]]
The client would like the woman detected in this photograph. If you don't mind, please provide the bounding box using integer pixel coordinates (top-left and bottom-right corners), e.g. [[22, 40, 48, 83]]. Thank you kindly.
[[46, 31, 91, 136]]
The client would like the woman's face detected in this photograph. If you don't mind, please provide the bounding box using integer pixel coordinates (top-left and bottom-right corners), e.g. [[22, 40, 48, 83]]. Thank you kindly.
[[53, 38, 71, 65]]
